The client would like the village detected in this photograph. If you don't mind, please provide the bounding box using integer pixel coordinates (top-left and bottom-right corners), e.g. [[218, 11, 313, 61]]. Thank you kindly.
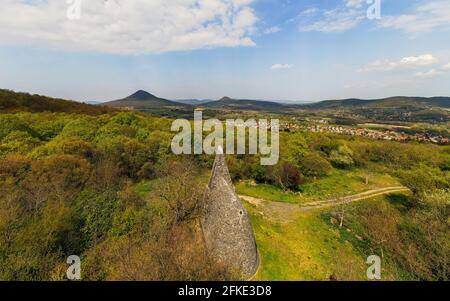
[[218, 119, 449, 145], [279, 121, 450, 145]]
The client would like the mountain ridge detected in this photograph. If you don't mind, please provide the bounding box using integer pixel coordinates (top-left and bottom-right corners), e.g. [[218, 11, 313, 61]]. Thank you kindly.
[[0, 89, 115, 115], [103, 90, 450, 111], [104, 90, 191, 109], [301, 96, 450, 109], [1, 89, 449, 121], [201, 96, 288, 111]]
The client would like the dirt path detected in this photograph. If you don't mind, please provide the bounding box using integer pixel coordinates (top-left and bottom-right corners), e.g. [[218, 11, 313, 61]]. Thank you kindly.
[[239, 186, 410, 223]]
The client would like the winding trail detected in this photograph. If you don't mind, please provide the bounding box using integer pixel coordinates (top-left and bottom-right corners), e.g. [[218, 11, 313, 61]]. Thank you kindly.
[[239, 186, 410, 223]]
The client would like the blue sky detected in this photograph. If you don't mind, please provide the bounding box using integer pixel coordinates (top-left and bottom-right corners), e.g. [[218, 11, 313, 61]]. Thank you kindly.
[[0, 0, 450, 102]]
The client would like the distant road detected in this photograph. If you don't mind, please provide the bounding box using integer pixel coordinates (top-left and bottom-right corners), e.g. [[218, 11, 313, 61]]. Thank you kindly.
[[239, 186, 410, 223]]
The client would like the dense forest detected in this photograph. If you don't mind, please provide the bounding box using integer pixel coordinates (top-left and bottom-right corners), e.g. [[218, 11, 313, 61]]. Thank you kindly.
[[0, 91, 449, 280], [0, 89, 115, 115]]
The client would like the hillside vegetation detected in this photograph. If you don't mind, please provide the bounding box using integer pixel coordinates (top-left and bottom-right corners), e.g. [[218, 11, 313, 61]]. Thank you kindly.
[[202, 96, 288, 112], [0, 89, 115, 115], [303, 96, 450, 109], [0, 92, 448, 280]]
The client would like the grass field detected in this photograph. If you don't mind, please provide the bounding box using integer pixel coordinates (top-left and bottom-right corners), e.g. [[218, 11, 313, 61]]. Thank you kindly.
[[236, 169, 400, 204], [246, 194, 407, 281], [246, 204, 366, 280]]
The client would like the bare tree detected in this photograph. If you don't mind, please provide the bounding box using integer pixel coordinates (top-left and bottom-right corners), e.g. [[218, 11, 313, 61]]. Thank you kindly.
[[155, 159, 205, 226]]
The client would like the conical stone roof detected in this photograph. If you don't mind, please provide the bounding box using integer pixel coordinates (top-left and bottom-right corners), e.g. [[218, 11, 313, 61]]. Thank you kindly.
[[201, 148, 259, 279]]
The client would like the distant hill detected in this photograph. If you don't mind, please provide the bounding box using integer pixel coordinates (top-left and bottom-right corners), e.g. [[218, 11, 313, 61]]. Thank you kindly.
[[302, 96, 450, 109], [85, 100, 103, 105], [300, 96, 450, 123], [0, 89, 115, 115], [104, 90, 191, 109], [202, 96, 288, 112], [173, 99, 214, 105], [3, 88, 448, 123]]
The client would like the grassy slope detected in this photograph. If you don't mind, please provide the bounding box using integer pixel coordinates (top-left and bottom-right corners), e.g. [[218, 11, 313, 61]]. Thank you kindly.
[[236, 169, 400, 204], [247, 204, 366, 280], [247, 194, 408, 281]]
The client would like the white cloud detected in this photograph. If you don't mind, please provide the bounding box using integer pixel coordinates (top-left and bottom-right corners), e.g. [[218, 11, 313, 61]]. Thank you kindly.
[[271, 64, 293, 70], [360, 54, 450, 79], [400, 54, 438, 66], [345, 0, 364, 9], [359, 60, 398, 72], [380, 1, 450, 33], [417, 62, 450, 78], [360, 54, 438, 72], [415, 69, 443, 78], [0, 0, 258, 55], [264, 26, 281, 34], [301, 8, 319, 16], [298, 5, 365, 33]]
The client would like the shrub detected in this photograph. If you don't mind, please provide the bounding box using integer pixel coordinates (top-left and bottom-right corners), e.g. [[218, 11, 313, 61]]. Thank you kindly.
[[329, 145, 354, 169], [299, 152, 332, 178]]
